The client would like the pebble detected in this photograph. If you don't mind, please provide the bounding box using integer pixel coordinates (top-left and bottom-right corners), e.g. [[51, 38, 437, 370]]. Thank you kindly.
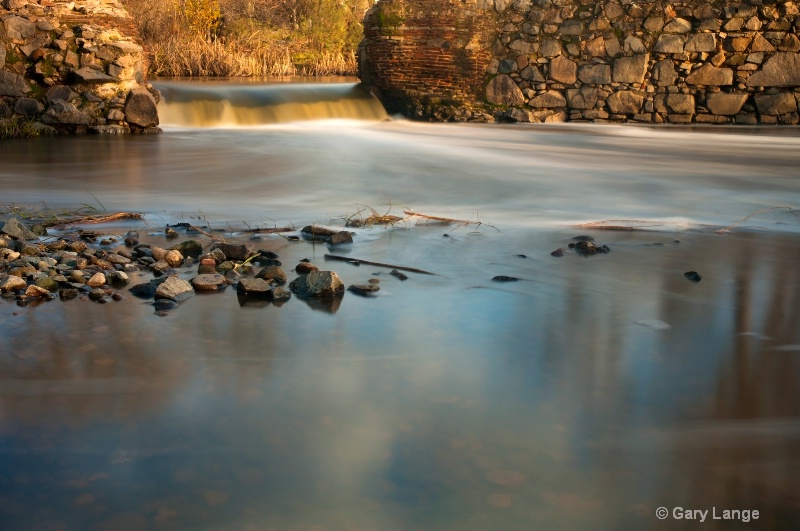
[[348, 284, 380, 296], [191, 273, 226, 292], [492, 275, 519, 282]]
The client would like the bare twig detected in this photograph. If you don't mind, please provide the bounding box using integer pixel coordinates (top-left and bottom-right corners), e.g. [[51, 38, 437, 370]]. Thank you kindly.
[[403, 210, 499, 232], [715, 206, 796, 233], [45, 212, 143, 228], [324, 254, 437, 276]]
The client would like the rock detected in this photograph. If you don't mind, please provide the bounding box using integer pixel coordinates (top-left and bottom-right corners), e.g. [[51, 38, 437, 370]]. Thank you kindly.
[[86, 272, 107, 288], [486, 74, 525, 106], [14, 97, 44, 116], [754, 93, 799, 115], [492, 275, 519, 282], [46, 86, 78, 104], [289, 271, 345, 299], [124, 87, 159, 127], [106, 271, 129, 287], [42, 100, 95, 125], [89, 288, 107, 301], [651, 59, 679, 86], [170, 239, 203, 258], [655, 94, 696, 114], [59, 288, 79, 300], [348, 284, 380, 295], [34, 277, 60, 292], [706, 93, 749, 115], [154, 275, 194, 302], [71, 66, 118, 83], [191, 273, 226, 292], [606, 91, 644, 114], [578, 64, 611, 85], [551, 248, 566, 257], [390, 269, 408, 281], [3, 15, 36, 41], [25, 284, 53, 299], [653, 34, 686, 54], [330, 231, 354, 245], [684, 271, 702, 283], [685, 64, 734, 86], [685, 33, 717, 52], [569, 241, 611, 255], [255, 265, 287, 285], [295, 262, 319, 274], [548, 56, 577, 84], [612, 54, 649, 83], [213, 242, 251, 262], [528, 90, 567, 108], [663, 18, 692, 33], [236, 278, 273, 297], [272, 286, 292, 303], [1, 275, 27, 293], [565, 87, 600, 109], [1, 217, 37, 240], [153, 299, 177, 312], [164, 250, 184, 268], [0, 71, 31, 97], [165, 227, 179, 239]]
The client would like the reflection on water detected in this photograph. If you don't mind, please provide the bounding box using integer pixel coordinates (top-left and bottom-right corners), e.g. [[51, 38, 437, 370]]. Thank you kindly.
[[1, 110, 800, 530]]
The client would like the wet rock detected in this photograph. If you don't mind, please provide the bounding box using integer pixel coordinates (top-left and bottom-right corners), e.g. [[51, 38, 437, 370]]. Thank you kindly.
[[684, 271, 702, 283], [25, 284, 53, 299], [272, 286, 292, 303], [236, 278, 273, 297], [34, 277, 59, 292], [1, 217, 37, 240], [165, 227, 179, 239], [170, 239, 203, 258], [390, 269, 408, 281], [124, 87, 159, 127], [59, 288, 79, 300], [289, 271, 345, 299], [569, 241, 611, 256], [348, 284, 380, 296], [255, 265, 287, 285], [330, 231, 354, 245], [106, 271, 129, 287], [164, 250, 184, 268], [191, 273, 226, 292], [154, 275, 194, 302], [492, 275, 520, 282], [551, 248, 566, 257], [295, 261, 319, 274], [153, 299, 177, 312], [213, 242, 251, 262], [301, 225, 353, 245], [572, 235, 594, 242], [88, 288, 107, 301], [86, 272, 107, 288]]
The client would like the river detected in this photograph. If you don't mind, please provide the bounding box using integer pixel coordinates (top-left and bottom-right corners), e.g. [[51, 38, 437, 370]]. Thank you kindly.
[[0, 81, 799, 530]]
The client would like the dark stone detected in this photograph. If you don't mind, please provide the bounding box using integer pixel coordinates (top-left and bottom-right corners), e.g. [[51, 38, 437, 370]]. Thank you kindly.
[[255, 265, 287, 285], [128, 278, 165, 299], [236, 278, 273, 297], [289, 271, 345, 299], [213, 242, 251, 262], [124, 87, 159, 127], [572, 235, 594, 242], [191, 273, 226, 292], [88, 288, 106, 301], [330, 231, 354, 245], [13, 97, 43, 116], [571, 241, 610, 255], [348, 284, 380, 296], [46, 85, 78, 103], [272, 286, 292, 303], [684, 271, 702, 282], [492, 275, 520, 282], [153, 299, 178, 312], [170, 239, 203, 258], [388, 269, 408, 281], [295, 262, 319, 274], [1, 217, 37, 240], [551, 248, 566, 257], [59, 288, 79, 300]]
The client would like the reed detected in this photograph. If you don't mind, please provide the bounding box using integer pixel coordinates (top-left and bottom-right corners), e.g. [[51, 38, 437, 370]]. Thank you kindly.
[[0, 117, 52, 140]]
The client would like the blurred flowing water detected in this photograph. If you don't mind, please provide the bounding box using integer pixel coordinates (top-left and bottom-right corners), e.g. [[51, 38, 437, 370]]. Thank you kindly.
[[1, 81, 800, 531]]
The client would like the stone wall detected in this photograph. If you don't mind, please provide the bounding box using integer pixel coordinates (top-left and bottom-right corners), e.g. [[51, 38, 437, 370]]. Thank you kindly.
[[1, 0, 159, 135], [360, 0, 800, 124]]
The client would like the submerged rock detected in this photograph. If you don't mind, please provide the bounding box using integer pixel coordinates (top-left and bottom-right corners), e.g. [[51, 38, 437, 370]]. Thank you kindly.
[[569, 241, 610, 256], [1, 217, 37, 240], [237, 278, 273, 297], [684, 271, 702, 283], [348, 284, 380, 296], [191, 273, 227, 292], [154, 275, 194, 302], [492, 275, 520, 282]]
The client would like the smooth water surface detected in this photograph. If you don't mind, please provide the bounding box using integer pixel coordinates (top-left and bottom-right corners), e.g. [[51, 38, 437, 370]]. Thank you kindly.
[[1, 85, 800, 530]]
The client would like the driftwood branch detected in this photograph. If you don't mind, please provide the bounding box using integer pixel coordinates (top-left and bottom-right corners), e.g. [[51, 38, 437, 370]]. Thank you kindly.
[[403, 210, 499, 231], [715, 206, 795, 233], [324, 254, 437, 276], [45, 212, 143, 228]]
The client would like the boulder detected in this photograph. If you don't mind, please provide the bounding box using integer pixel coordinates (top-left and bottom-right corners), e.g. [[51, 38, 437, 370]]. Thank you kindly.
[[528, 90, 566, 108], [653, 35, 686, 54], [612, 54, 649, 84], [606, 91, 644, 114], [651, 59, 679, 86], [1, 217, 37, 240], [0, 71, 30, 97], [548, 56, 577, 84], [0, 275, 27, 293], [191, 273, 226, 292], [486, 75, 525, 106], [655, 94, 696, 114], [71, 67, 118, 83], [289, 271, 345, 299], [754, 93, 799, 115], [42, 100, 95, 125], [3, 15, 36, 41], [686, 64, 734, 86], [124, 87, 159, 127], [578, 64, 611, 85], [154, 275, 194, 301], [236, 278, 273, 297], [212, 242, 251, 262], [13, 97, 43, 116], [255, 265, 287, 285]]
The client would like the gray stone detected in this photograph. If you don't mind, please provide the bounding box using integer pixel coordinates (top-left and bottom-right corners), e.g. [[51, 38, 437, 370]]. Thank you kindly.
[[1, 217, 37, 240], [155, 275, 194, 302], [613, 54, 649, 84], [42, 100, 95, 125], [560, 20, 584, 35], [706, 93, 749, 115], [606, 91, 644, 114], [540, 38, 562, 58], [747, 53, 800, 86], [684, 34, 717, 52], [686, 64, 734, 86], [519, 65, 544, 82], [578, 64, 611, 84], [0, 71, 31, 97], [565, 87, 600, 110], [754, 93, 798, 115], [237, 278, 273, 296], [191, 273, 226, 292], [289, 271, 345, 299], [0, 100, 11, 119], [548, 56, 577, 84], [213, 242, 251, 262], [272, 286, 292, 303], [3, 15, 36, 41], [624, 36, 647, 54], [654, 34, 687, 54], [604, 38, 622, 57], [486, 75, 525, 106], [651, 59, 679, 86], [46, 85, 78, 103], [71, 67, 118, 83], [124, 88, 159, 128], [655, 94, 696, 114], [663, 18, 692, 34], [498, 59, 518, 74], [528, 90, 567, 108]]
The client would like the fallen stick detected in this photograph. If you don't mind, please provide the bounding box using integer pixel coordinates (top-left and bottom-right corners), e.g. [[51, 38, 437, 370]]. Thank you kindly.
[[715, 206, 795, 233], [324, 254, 437, 276], [46, 212, 143, 228], [403, 210, 473, 224]]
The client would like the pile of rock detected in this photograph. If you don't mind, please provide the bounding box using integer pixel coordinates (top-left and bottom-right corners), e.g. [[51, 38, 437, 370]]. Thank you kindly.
[[1, 0, 159, 134]]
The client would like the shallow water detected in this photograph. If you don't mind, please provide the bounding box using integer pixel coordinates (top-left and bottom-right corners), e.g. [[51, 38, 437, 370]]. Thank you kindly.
[[1, 83, 800, 530]]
